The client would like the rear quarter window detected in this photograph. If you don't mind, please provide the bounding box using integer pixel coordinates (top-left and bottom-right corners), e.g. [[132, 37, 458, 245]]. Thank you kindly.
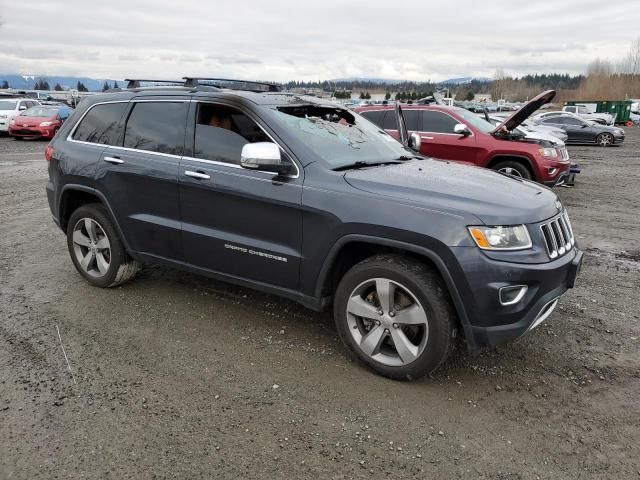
[[72, 102, 128, 145]]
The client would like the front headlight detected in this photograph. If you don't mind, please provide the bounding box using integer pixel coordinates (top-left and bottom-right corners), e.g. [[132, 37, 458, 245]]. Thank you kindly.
[[468, 225, 532, 250], [538, 147, 558, 158], [40, 121, 53, 127]]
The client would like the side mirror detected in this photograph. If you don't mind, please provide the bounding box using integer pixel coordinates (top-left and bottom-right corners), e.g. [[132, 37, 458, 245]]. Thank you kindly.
[[454, 123, 471, 136], [408, 132, 421, 152], [19, 105, 27, 111], [240, 142, 291, 175]]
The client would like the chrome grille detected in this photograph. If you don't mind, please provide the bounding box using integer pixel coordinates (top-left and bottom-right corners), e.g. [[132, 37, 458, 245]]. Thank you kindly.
[[540, 211, 575, 259]]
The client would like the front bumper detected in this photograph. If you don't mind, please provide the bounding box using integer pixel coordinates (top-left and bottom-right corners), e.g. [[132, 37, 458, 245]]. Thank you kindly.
[[449, 246, 583, 348], [8, 126, 56, 138], [613, 133, 625, 144]]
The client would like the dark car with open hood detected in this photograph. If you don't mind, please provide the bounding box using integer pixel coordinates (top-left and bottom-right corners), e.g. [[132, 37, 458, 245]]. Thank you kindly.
[[44, 78, 582, 380], [355, 90, 571, 186]]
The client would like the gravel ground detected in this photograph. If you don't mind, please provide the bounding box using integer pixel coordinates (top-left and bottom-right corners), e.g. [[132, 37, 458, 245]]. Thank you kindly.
[[1, 130, 639, 479]]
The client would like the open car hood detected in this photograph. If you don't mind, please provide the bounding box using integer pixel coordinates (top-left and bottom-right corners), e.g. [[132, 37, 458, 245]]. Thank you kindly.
[[492, 90, 556, 134]]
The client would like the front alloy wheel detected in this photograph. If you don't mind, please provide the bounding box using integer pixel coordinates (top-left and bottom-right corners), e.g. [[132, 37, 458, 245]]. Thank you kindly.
[[597, 133, 613, 147], [334, 255, 456, 380], [497, 166, 523, 178], [346, 278, 428, 366]]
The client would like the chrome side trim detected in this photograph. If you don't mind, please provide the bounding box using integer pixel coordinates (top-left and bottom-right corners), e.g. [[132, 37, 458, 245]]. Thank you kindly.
[[109, 145, 182, 159], [526, 298, 559, 333], [499, 285, 528, 306]]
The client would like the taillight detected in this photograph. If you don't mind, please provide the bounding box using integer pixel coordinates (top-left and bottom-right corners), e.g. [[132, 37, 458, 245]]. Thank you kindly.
[[45, 145, 54, 162]]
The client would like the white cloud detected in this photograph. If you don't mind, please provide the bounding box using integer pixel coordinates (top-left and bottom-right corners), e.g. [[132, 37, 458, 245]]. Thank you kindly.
[[0, 0, 637, 81]]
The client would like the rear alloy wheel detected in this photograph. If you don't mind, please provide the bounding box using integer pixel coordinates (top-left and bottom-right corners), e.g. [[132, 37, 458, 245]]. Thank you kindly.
[[66, 204, 139, 288], [334, 255, 456, 380], [596, 132, 614, 147], [493, 160, 532, 180]]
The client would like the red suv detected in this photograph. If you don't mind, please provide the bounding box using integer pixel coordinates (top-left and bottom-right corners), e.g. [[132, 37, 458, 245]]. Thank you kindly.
[[354, 91, 570, 187]]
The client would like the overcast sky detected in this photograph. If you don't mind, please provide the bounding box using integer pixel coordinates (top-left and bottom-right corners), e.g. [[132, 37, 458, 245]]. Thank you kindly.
[[0, 0, 638, 82]]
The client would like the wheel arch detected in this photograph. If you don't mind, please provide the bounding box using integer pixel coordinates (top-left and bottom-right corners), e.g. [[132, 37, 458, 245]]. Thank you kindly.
[[314, 235, 473, 339], [59, 185, 131, 252]]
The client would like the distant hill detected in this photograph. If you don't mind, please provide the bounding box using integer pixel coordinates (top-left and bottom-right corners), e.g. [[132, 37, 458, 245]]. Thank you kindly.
[[440, 76, 492, 85], [0, 74, 121, 91], [328, 77, 407, 84]]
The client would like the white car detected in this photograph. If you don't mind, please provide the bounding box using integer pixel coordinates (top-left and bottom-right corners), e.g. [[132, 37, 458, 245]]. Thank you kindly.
[[0, 98, 41, 133], [562, 105, 614, 125]]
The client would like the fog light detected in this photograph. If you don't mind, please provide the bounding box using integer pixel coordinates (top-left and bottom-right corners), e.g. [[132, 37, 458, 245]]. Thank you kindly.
[[499, 285, 528, 306], [547, 167, 558, 176]]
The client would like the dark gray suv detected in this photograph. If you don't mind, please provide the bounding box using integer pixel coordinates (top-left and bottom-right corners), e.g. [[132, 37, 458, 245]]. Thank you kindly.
[[45, 78, 583, 380]]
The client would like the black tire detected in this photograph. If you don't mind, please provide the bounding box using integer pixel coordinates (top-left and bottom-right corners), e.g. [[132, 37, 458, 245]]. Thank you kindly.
[[596, 132, 613, 147], [66, 203, 139, 288], [492, 160, 532, 180], [333, 254, 457, 380]]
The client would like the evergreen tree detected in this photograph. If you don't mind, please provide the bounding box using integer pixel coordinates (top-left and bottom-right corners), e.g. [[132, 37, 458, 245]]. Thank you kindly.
[[54, 83, 64, 91], [385, 92, 391, 100], [76, 81, 88, 92], [102, 81, 110, 91], [1, 80, 8, 89], [113, 80, 119, 89]]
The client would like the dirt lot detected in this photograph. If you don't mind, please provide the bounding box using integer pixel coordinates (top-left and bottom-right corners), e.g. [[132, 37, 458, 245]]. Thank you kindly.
[[1, 130, 639, 479]]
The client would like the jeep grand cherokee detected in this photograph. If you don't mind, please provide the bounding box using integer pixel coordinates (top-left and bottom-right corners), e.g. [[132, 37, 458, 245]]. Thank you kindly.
[[45, 78, 583, 380]]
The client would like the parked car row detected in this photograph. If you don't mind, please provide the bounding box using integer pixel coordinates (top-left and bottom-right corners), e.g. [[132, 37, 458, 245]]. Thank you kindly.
[[0, 98, 41, 133], [531, 111, 625, 146], [0, 98, 73, 139], [355, 90, 571, 186]]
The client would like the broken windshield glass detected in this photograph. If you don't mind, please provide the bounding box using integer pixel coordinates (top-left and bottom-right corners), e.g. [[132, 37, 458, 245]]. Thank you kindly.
[[272, 105, 411, 169]]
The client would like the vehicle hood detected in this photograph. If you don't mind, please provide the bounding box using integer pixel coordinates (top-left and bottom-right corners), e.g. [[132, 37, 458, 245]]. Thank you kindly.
[[523, 129, 564, 146], [492, 90, 556, 134], [344, 159, 560, 226], [13, 115, 54, 126], [596, 124, 624, 133], [0, 109, 18, 116]]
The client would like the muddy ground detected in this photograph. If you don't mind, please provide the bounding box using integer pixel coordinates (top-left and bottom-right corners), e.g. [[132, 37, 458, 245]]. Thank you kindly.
[[1, 129, 639, 479]]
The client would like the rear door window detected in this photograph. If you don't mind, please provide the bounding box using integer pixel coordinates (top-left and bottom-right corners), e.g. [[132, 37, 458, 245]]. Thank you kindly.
[[72, 102, 128, 145], [381, 110, 419, 131], [422, 110, 459, 133], [360, 110, 386, 128], [123, 102, 188, 155]]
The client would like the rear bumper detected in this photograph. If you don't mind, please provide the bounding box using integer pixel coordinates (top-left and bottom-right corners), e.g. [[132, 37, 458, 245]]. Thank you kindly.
[[450, 246, 583, 349]]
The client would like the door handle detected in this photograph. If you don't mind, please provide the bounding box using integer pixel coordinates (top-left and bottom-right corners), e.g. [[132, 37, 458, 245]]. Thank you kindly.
[[185, 170, 210, 180], [421, 136, 434, 140], [104, 156, 124, 164]]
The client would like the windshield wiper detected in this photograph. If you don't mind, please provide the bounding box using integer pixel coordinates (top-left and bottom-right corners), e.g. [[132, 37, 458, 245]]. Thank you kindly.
[[333, 160, 403, 171]]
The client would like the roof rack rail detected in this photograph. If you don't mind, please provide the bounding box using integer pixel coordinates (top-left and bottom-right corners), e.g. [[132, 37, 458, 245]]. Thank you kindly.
[[124, 79, 185, 89], [183, 77, 280, 93]]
